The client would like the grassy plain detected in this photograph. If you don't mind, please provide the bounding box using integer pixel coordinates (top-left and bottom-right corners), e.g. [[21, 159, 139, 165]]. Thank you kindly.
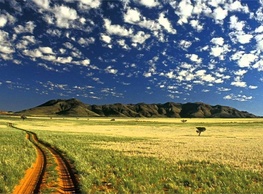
[[1, 116, 263, 193], [0, 118, 36, 193]]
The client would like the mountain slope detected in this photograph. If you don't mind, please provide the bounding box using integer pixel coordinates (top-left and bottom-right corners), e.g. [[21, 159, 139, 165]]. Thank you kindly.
[[17, 98, 257, 118]]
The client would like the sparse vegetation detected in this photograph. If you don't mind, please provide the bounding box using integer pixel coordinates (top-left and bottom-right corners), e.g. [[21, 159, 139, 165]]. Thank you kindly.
[[1, 117, 263, 193], [0, 120, 35, 193], [20, 115, 27, 120], [196, 127, 206, 136]]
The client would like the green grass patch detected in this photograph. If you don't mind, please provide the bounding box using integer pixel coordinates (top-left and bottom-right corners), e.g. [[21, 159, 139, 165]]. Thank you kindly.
[[0, 123, 36, 193], [35, 131, 263, 193]]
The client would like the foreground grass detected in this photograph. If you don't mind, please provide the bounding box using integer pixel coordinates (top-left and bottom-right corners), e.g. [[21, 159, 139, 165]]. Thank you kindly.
[[35, 132, 263, 193], [2, 116, 263, 193], [0, 120, 36, 193]]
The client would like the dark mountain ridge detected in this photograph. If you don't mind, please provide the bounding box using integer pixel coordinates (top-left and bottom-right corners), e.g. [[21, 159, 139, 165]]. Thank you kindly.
[[17, 98, 257, 118]]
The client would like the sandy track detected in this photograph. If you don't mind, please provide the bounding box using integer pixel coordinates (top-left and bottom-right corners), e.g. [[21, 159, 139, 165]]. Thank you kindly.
[[12, 126, 79, 194]]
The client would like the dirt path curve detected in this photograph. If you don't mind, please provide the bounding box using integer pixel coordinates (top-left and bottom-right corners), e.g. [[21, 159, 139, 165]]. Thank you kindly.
[[12, 126, 80, 194]]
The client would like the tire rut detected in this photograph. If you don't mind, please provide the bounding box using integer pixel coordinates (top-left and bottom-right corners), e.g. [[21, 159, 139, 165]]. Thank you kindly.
[[12, 126, 80, 194]]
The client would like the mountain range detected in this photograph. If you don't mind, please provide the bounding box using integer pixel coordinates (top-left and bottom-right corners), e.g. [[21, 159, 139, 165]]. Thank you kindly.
[[16, 98, 257, 118]]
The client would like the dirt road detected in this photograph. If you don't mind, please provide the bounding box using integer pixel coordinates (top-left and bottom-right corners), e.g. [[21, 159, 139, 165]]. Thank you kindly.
[[12, 126, 80, 194]]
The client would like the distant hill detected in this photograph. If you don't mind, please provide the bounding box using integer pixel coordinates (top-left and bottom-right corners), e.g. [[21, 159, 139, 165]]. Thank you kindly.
[[16, 98, 257, 118]]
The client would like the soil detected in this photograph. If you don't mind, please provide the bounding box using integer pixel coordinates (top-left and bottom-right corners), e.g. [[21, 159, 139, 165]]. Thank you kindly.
[[12, 127, 80, 194]]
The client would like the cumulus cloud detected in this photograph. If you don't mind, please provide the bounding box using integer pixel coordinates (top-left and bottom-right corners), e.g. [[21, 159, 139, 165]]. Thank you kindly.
[[14, 21, 36, 34], [53, 5, 78, 28], [33, 0, 50, 10], [104, 19, 133, 37], [78, 0, 101, 9], [124, 8, 141, 23], [135, 0, 160, 8], [236, 33, 253, 44], [237, 53, 258, 68], [234, 69, 247, 76], [231, 80, 247, 87], [189, 19, 203, 32], [249, 85, 258, 89], [211, 37, 224, 46], [179, 40, 192, 50], [56, 56, 73, 64], [176, 0, 193, 25], [212, 6, 228, 22], [105, 66, 118, 74], [23, 49, 43, 58], [158, 13, 176, 34], [253, 59, 263, 71], [132, 31, 150, 44], [101, 34, 111, 44], [0, 15, 7, 27], [229, 15, 245, 31], [218, 87, 231, 92], [186, 54, 202, 63], [39, 47, 54, 54], [224, 94, 252, 101]]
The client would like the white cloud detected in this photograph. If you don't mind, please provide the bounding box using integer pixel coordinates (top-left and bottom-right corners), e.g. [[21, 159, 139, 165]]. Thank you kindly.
[[143, 72, 152, 77], [79, 0, 101, 9], [101, 34, 111, 44], [23, 49, 43, 58], [186, 54, 202, 63], [234, 69, 247, 76], [255, 26, 263, 33], [39, 47, 54, 54], [210, 46, 224, 57], [176, 0, 193, 25], [236, 34, 253, 44], [53, 5, 78, 28], [211, 37, 224, 46], [158, 13, 176, 34], [104, 19, 132, 37], [135, 0, 159, 8], [0, 15, 7, 27], [229, 15, 245, 31], [179, 40, 192, 50], [230, 50, 244, 60], [255, 34, 263, 51], [33, 0, 50, 10], [0, 45, 14, 54], [189, 19, 203, 32], [224, 94, 252, 101], [249, 85, 258, 89], [227, 1, 249, 12], [212, 6, 228, 22], [78, 37, 95, 46], [218, 87, 231, 92], [210, 44, 230, 59], [253, 59, 263, 71], [231, 81, 247, 87], [132, 31, 150, 44], [166, 71, 175, 79], [105, 66, 118, 74], [237, 53, 258, 68], [124, 8, 141, 23], [81, 59, 90, 66], [56, 56, 73, 64], [41, 55, 56, 61], [14, 21, 36, 34]]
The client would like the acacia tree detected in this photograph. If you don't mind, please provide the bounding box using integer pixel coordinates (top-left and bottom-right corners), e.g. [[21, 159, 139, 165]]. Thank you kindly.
[[196, 127, 206, 136]]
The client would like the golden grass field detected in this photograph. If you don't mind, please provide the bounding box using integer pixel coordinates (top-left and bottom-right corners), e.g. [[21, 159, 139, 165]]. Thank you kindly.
[[15, 117, 263, 172]]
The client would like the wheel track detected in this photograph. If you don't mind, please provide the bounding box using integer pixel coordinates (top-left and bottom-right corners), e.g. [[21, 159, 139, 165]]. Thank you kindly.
[[12, 126, 80, 194]]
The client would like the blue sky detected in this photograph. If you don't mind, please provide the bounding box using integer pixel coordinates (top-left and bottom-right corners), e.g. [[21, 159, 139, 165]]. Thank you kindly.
[[0, 0, 263, 115]]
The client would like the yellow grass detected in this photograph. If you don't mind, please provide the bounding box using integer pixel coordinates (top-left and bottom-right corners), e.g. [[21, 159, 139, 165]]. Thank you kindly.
[[10, 117, 263, 172]]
